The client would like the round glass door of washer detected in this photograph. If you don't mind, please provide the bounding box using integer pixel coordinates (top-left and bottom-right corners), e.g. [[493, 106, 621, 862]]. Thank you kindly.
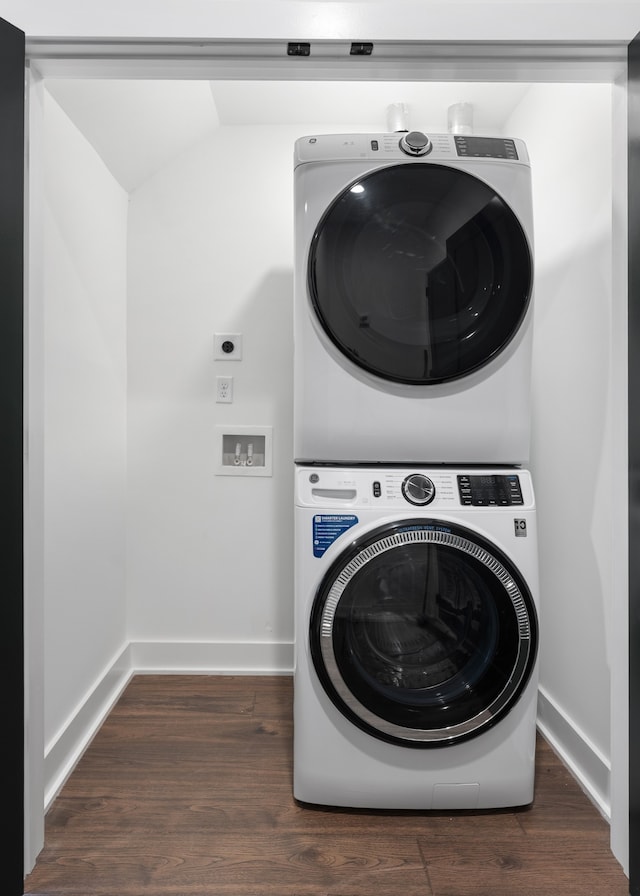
[[310, 520, 538, 747]]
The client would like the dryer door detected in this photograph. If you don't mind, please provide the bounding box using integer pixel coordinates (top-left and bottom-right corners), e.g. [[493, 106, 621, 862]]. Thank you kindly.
[[310, 520, 538, 747], [308, 163, 532, 385]]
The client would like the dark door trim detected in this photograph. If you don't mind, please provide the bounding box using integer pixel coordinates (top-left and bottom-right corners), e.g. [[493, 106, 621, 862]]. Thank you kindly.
[[0, 14, 25, 896], [7, 30, 637, 895]]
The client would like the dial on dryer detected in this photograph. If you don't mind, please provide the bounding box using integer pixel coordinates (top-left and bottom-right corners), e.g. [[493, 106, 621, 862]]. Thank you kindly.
[[399, 131, 432, 156]]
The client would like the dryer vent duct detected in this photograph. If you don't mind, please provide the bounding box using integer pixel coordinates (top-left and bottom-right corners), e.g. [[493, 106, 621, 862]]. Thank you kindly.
[[387, 103, 409, 133], [447, 102, 474, 135]]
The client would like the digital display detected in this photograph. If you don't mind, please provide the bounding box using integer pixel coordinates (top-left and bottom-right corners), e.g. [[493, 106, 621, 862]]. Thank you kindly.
[[457, 474, 523, 506], [454, 136, 519, 160], [470, 476, 510, 501]]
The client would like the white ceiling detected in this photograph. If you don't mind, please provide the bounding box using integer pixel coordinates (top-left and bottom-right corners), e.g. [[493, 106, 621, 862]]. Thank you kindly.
[[45, 79, 532, 193]]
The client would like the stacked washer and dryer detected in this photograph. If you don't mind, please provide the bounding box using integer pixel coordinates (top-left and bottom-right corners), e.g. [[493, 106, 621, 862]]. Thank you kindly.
[[292, 130, 539, 810]]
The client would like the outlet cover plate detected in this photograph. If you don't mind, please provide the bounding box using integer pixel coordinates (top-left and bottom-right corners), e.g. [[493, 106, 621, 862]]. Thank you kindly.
[[216, 375, 233, 403], [214, 333, 243, 360]]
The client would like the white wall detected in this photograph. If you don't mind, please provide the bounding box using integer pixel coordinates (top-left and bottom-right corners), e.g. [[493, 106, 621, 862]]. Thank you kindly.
[[42, 89, 129, 799], [126, 127, 297, 665], [126, 123, 374, 670], [505, 84, 619, 815]]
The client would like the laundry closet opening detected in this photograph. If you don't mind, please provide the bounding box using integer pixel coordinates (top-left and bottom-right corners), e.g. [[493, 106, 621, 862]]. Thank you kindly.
[[26, 62, 627, 872]]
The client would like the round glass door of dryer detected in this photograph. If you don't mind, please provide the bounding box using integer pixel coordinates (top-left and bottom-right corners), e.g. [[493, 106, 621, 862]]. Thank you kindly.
[[308, 164, 533, 385], [309, 520, 538, 747]]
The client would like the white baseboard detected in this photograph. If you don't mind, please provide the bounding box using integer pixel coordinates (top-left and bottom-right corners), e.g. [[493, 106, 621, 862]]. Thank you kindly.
[[43, 648, 610, 827], [42, 640, 294, 809], [44, 643, 134, 809], [536, 684, 611, 820], [129, 639, 294, 675]]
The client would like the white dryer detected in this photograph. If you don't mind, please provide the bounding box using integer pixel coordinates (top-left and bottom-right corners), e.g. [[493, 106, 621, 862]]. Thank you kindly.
[[294, 465, 539, 809], [293, 132, 534, 465]]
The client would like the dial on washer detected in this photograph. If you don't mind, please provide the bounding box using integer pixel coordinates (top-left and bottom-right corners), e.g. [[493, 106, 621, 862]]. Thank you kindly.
[[401, 473, 436, 506]]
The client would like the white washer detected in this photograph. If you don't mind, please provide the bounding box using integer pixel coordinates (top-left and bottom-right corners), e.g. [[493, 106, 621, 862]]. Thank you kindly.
[[294, 132, 534, 465], [294, 465, 539, 809]]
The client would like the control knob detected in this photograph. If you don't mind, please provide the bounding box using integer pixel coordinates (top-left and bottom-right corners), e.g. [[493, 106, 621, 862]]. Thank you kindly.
[[399, 131, 432, 156], [401, 473, 435, 506]]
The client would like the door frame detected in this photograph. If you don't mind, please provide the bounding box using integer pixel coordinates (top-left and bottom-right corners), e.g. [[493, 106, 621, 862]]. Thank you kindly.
[[20, 36, 633, 888], [1, 17, 25, 896], [626, 29, 640, 896]]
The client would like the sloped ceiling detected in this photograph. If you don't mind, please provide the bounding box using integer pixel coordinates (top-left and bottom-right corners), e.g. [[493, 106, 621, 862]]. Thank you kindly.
[[45, 79, 531, 193]]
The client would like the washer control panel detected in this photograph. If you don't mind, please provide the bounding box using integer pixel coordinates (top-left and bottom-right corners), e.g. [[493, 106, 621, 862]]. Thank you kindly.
[[297, 467, 533, 511]]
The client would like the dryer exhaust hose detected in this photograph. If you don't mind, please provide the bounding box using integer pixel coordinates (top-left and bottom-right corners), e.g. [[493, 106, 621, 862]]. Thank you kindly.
[[447, 102, 474, 135], [387, 102, 409, 132]]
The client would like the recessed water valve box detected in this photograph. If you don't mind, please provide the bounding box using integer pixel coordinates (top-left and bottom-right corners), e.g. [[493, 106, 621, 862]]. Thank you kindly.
[[215, 425, 273, 477]]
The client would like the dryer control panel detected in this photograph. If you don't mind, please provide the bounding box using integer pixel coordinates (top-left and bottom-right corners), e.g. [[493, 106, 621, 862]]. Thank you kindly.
[[294, 133, 530, 167]]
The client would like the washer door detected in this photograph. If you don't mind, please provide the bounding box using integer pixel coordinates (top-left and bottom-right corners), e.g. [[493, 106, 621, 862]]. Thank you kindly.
[[310, 520, 538, 747], [308, 164, 532, 385]]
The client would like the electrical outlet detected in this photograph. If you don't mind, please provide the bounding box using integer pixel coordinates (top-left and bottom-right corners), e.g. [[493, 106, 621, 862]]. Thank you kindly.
[[216, 375, 233, 403], [214, 333, 242, 360]]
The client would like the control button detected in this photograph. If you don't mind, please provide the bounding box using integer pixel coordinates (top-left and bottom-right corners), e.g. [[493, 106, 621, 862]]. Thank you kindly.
[[399, 131, 432, 156], [373, 481, 381, 498], [457, 475, 472, 505], [507, 475, 524, 505], [371, 140, 379, 151], [401, 473, 435, 506]]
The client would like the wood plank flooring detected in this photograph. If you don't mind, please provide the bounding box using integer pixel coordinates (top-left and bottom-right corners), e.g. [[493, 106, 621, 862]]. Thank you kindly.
[[24, 674, 629, 896]]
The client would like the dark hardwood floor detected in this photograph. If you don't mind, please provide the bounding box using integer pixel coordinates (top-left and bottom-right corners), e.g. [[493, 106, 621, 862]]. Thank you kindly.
[[25, 674, 629, 896]]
